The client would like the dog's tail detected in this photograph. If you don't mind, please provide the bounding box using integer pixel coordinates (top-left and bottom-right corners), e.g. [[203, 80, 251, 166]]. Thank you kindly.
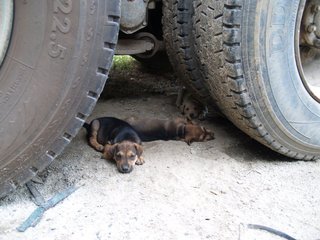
[[82, 122, 90, 132]]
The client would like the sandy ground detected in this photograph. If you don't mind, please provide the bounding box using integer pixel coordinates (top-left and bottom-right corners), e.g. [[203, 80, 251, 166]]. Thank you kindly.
[[1, 61, 320, 240]]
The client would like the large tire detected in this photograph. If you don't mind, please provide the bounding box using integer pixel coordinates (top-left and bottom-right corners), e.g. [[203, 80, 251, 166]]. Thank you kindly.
[[0, 0, 120, 197], [194, 0, 320, 160], [162, 0, 218, 111]]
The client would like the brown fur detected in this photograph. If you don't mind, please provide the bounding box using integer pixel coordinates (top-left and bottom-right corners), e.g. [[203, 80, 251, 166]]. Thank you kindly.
[[176, 89, 204, 120], [88, 119, 104, 152], [184, 123, 214, 145], [103, 141, 144, 173], [180, 95, 203, 121], [83, 117, 144, 173], [126, 117, 214, 145]]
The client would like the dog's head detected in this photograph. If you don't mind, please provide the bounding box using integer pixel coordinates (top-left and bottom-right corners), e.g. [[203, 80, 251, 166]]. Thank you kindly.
[[180, 97, 203, 121], [184, 124, 214, 145], [102, 141, 143, 173]]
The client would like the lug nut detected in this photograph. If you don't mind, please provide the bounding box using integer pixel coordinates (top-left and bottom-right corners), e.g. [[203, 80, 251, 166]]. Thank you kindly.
[[314, 5, 320, 12], [307, 24, 317, 33]]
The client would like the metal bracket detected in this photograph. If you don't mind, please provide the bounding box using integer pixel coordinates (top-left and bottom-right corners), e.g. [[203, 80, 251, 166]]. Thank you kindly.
[[116, 32, 163, 56], [116, 39, 154, 55]]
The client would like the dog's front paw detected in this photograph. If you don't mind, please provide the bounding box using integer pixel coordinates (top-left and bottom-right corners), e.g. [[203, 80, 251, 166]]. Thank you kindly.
[[136, 156, 145, 165], [96, 144, 104, 152]]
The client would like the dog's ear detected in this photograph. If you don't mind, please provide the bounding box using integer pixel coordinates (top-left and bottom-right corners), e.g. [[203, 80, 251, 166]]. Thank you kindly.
[[102, 144, 117, 160], [134, 143, 143, 157]]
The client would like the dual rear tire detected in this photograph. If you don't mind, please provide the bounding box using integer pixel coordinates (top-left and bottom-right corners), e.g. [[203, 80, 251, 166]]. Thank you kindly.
[[163, 0, 320, 160]]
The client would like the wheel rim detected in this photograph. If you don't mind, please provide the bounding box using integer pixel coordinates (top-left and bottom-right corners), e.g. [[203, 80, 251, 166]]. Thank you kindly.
[[0, 0, 13, 68], [296, 0, 320, 103]]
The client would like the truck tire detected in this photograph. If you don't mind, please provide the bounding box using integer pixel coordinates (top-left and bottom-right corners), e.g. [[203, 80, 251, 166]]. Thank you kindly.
[[0, 0, 120, 198], [162, 0, 218, 110], [194, 0, 320, 160]]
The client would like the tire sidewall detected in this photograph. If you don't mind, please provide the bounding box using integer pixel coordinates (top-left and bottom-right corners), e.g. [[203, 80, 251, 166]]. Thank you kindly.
[[0, 0, 120, 196], [243, 0, 320, 153]]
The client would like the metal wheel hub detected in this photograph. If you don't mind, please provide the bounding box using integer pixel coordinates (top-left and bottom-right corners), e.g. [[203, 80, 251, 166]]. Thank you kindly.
[[301, 0, 320, 47], [297, 0, 320, 102], [0, 0, 14, 68]]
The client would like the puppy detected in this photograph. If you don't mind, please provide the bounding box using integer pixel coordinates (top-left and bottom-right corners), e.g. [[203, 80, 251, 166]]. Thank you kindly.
[[83, 117, 144, 173], [126, 117, 214, 145], [176, 88, 206, 120]]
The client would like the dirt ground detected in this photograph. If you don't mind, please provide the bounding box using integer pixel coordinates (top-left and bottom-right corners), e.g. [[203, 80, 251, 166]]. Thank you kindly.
[[1, 59, 320, 240]]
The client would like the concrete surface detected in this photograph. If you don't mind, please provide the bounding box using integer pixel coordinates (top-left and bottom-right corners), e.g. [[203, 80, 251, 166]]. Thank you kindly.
[[0, 60, 320, 239]]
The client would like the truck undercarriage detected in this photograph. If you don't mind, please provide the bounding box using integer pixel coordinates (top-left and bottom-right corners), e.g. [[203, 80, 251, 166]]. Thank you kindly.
[[0, 0, 319, 197]]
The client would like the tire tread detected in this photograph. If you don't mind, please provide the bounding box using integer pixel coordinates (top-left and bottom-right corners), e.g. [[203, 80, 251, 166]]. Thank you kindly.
[[0, 0, 121, 198], [162, 0, 219, 114], [194, 0, 318, 160]]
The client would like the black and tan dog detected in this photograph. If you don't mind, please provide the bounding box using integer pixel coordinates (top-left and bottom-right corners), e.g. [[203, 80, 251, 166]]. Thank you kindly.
[[176, 88, 207, 120], [126, 117, 214, 145], [83, 117, 144, 173]]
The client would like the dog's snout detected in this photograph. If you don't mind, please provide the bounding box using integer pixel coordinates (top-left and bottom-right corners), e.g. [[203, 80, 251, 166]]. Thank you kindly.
[[190, 113, 195, 118], [121, 164, 130, 173]]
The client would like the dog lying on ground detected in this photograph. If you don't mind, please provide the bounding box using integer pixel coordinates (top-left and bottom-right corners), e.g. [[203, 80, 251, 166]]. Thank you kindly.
[[83, 117, 144, 173], [126, 117, 214, 145]]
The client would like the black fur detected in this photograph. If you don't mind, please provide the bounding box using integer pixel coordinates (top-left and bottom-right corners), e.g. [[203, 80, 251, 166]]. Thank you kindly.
[[83, 117, 141, 145]]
